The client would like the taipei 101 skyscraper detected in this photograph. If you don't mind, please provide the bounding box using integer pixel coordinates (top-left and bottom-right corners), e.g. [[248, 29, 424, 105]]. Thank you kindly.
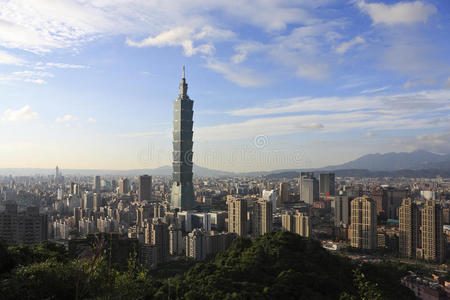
[[171, 67, 195, 211]]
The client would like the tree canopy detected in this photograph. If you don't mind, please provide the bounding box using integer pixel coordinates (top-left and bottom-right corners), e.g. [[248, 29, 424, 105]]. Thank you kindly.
[[0, 233, 416, 299]]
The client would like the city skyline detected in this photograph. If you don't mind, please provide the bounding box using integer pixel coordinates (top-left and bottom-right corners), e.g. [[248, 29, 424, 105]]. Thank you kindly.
[[0, 0, 449, 172]]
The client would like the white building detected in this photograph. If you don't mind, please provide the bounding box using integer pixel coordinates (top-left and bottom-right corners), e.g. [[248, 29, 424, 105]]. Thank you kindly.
[[262, 189, 277, 213]]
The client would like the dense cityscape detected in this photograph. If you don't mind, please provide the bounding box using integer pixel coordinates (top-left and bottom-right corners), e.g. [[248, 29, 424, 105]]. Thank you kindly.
[[1, 0, 450, 299], [0, 72, 449, 299]]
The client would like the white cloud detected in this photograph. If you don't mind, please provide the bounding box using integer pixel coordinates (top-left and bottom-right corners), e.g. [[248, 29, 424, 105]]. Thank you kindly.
[[231, 42, 264, 64], [335, 36, 365, 54], [394, 130, 450, 153], [295, 63, 328, 80], [0, 70, 53, 85], [126, 25, 235, 57], [229, 89, 450, 117], [357, 1, 436, 25], [361, 86, 390, 94], [267, 21, 344, 80], [403, 78, 438, 89], [87, 117, 96, 123], [0, 50, 24, 65], [45, 62, 89, 69], [2, 105, 39, 122], [198, 89, 450, 142], [205, 60, 270, 87], [197, 109, 442, 142], [56, 115, 75, 123], [305, 122, 324, 130], [0, 1, 314, 54]]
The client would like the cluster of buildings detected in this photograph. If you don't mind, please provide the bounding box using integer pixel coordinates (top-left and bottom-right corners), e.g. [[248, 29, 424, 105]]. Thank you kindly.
[[0, 70, 449, 278]]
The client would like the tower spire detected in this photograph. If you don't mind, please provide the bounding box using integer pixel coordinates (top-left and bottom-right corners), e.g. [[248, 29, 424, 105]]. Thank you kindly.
[[179, 66, 188, 97]]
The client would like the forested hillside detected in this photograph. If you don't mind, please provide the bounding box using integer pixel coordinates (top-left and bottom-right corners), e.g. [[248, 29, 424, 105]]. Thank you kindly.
[[0, 232, 416, 299]]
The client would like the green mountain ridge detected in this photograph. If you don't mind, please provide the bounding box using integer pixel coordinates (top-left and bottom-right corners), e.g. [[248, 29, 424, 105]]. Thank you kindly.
[[0, 232, 417, 299]]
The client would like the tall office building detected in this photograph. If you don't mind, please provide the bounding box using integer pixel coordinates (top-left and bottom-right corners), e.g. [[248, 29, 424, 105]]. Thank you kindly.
[[227, 197, 248, 237], [299, 172, 318, 205], [171, 67, 195, 211], [118, 178, 129, 195], [319, 173, 335, 196], [279, 182, 289, 204], [138, 175, 152, 202], [422, 200, 445, 263], [55, 165, 63, 185], [251, 199, 273, 237], [334, 194, 351, 227], [94, 175, 101, 193], [399, 198, 419, 258], [350, 196, 377, 250]]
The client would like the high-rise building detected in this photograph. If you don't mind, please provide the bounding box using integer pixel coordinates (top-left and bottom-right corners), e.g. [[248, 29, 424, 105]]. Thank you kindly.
[[281, 211, 311, 238], [185, 228, 207, 261], [93, 193, 101, 211], [169, 224, 184, 256], [279, 182, 289, 205], [295, 212, 311, 238], [70, 182, 79, 195], [0, 202, 47, 245], [227, 197, 248, 237], [55, 165, 64, 185], [205, 232, 237, 257], [399, 198, 419, 258], [319, 173, 335, 197], [138, 175, 152, 202], [334, 194, 351, 227], [94, 175, 101, 193], [281, 213, 296, 233], [118, 178, 129, 195], [145, 218, 169, 264], [350, 196, 377, 250], [139, 244, 158, 270], [171, 67, 195, 211], [422, 200, 445, 263], [251, 199, 273, 237], [82, 191, 93, 210], [372, 187, 408, 219], [299, 172, 318, 205], [262, 189, 277, 213], [136, 205, 152, 228]]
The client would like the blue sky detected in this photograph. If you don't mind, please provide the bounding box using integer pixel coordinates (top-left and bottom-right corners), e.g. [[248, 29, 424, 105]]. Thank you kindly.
[[0, 0, 449, 172]]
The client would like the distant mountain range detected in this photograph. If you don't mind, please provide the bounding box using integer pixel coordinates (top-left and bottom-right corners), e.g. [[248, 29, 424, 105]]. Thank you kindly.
[[322, 150, 450, 171], [0, 150, 449, 178]]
